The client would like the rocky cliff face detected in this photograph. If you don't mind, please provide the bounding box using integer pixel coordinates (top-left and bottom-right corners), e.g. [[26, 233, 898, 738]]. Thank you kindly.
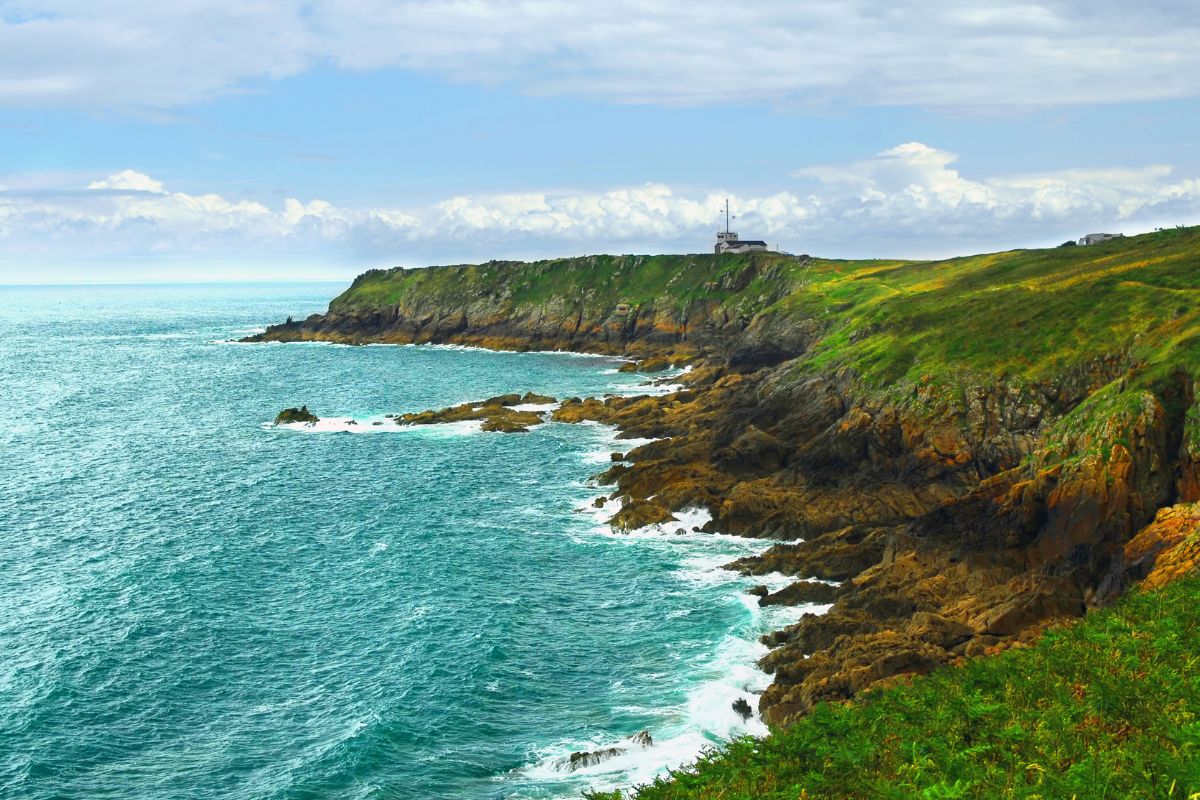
[[247, 238, 1200, 726], [247, 253, 822, 366]]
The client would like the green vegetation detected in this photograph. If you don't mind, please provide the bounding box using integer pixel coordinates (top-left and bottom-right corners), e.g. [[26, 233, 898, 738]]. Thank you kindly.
[[334, 228, 1200, 394], [330, 252, 808, 314], [588, 574, 1200, 800], [768, 227, 1200, 390]]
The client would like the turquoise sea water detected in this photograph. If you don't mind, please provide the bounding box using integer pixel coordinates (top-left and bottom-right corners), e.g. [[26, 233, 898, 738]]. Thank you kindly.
[[0, 284, 814, 800]]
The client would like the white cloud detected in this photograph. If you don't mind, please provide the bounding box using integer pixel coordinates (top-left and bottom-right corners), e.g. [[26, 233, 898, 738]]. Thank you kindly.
[[2, 144, 1200, 276], [1, 1, 1199, 110], [87, 170, 166, 193]]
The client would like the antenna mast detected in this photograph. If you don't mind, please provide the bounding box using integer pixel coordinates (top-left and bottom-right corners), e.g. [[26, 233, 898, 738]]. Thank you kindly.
[[725, 199, 730, 234]]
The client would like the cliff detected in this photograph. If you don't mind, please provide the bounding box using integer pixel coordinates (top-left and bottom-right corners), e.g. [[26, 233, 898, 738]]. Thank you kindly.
[[248, 228, 1200, 729], [247, 251, 829, 365]]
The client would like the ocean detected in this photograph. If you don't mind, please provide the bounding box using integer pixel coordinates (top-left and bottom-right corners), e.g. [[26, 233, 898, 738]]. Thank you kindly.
[[0, 283, 817, 799]]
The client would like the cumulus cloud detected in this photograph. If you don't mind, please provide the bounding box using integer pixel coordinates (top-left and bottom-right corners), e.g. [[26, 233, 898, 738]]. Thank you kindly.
[[2, 143, 1199, 275], [1, 1, 1199, 110]]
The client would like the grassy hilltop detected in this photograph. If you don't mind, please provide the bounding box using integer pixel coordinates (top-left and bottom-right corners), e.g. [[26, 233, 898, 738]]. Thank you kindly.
[[332, 227, 1200, 388]]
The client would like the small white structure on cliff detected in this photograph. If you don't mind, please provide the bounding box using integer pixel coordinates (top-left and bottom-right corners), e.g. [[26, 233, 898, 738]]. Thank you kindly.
[[715, 199, 769, 254], [1078, 232, 1124, 245]]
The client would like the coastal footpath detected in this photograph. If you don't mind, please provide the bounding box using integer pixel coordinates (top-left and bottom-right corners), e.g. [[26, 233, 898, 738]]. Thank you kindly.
[[248, 230, 1200, 794]]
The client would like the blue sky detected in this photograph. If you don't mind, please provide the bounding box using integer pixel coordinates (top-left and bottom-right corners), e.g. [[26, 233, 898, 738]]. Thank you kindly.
[[2, 1, 1200, 283]]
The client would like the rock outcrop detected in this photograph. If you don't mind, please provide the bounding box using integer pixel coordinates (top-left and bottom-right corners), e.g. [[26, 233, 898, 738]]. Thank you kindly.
[[396, 393, 556, 433], [566, 730, 653, 772], [274, 405, 319, 425]]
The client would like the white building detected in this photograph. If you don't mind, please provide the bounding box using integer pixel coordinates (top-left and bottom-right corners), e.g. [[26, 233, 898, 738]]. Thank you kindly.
[[715, 231, 769, 254], [1078, 232, 1124, 245], [714, 199, 770, 254]]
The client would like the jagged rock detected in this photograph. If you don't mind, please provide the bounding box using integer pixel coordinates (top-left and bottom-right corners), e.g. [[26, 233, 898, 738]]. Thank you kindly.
[[746, 585, 770, 598], [519, 391, 557, 404], [608, 499, 676, 531], [1108, 502, 1200, 593], [274, 405, 318, 425], [567, 747, 623, 771], [732, 698, 753, 721], [758, 580, 839, 607], [551, 397, 612, 424], [481, 417, 531, 433], [566, 731, 652, 772], [482, 393, 523, 406], [398, 398, 543, 432], [638, 356, 672, 373]]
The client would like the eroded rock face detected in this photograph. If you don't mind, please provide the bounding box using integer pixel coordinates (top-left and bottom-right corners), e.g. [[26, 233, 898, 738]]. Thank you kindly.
[[1109, 502, 1200, 592]]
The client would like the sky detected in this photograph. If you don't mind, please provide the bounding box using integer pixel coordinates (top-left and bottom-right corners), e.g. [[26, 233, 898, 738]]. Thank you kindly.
[[2, 1, 1200, 283]]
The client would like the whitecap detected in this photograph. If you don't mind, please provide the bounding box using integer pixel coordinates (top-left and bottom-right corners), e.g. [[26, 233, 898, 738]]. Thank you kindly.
[[509, 402, 559, 413], [265, 417, 485, 436]]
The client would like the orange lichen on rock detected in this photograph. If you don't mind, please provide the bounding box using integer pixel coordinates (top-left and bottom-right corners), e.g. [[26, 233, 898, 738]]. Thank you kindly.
[[1123, 503, 1200, 590]]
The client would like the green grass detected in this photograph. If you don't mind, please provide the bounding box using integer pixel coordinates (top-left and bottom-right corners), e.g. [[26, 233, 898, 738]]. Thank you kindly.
[[587, 574, 1200, 800], [331, 252, 810, 316], [331, 228, 1200, 398]]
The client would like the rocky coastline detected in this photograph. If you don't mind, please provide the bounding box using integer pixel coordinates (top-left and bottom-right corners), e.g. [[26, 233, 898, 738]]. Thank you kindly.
[[248, 240, 1200, 727]]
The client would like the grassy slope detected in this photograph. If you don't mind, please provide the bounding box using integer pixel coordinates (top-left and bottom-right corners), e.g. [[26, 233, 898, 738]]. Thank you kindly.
[[770, 227, 1200, 390], [333, 228, 1200, 390], [328, 252, 815, 316], [588, 573, 1200, 800]]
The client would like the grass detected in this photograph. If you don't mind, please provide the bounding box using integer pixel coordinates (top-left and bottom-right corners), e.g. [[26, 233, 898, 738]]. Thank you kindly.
[[332, 227, 1200, 398], [586, 573, 1200, 800]]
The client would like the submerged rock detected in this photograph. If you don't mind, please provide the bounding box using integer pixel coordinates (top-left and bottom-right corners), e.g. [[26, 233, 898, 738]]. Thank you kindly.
[[566, 730, 653, 772], [274, 405, 318, 425], [567, 747, 624, 771], [396, 395, 547, 433], [480, 412, 539, 433], [732, 698, 753, 721]]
